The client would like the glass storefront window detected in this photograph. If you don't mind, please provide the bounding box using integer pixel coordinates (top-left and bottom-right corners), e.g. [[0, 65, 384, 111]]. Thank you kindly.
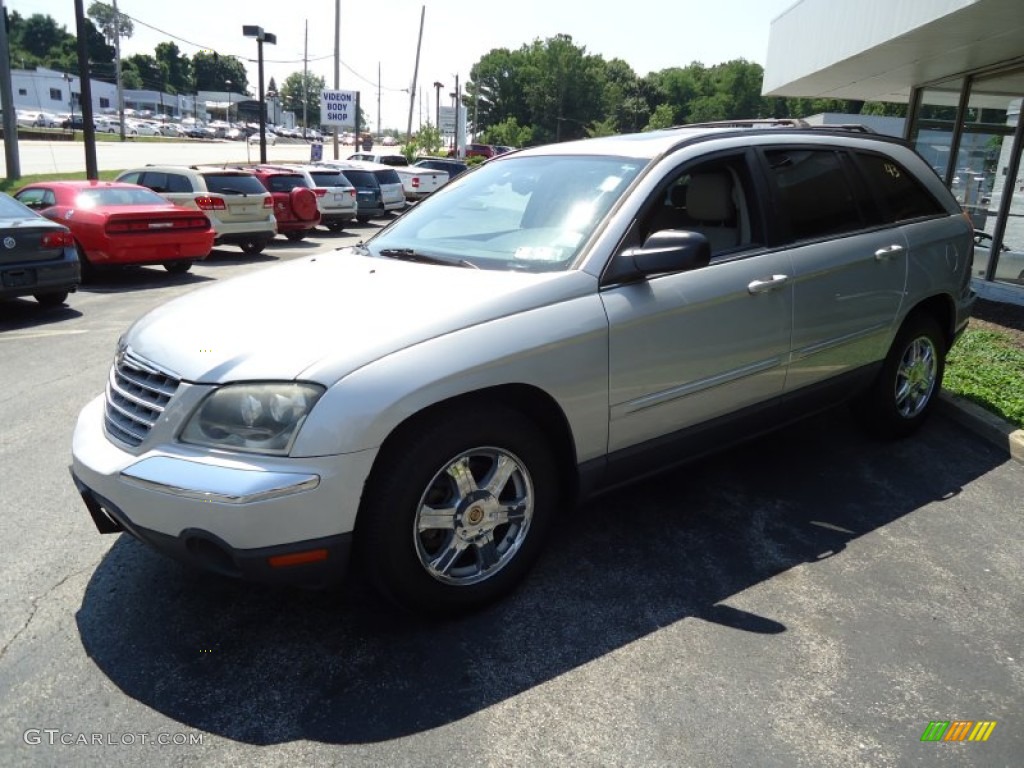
[[910, 68, 1024, 286]]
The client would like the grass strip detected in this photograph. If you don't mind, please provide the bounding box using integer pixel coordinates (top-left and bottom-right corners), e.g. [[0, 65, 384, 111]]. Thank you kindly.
[[945, 328, 1024, 428]]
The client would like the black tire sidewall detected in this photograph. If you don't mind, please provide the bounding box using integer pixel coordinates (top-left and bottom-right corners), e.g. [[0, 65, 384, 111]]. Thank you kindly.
[[859, 314, 946, 438], [358, 407, 558, 614]]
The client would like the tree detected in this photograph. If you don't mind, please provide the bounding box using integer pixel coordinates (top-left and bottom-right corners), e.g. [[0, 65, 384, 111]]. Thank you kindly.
[[403, 122, 443, 161], [191, 51, 247, 92], [87, 1, 133, 43], [155, 42, 191, 94], [481, 116, 532, 147], [17, 14, 66, 58], [280, 71, 326, 128], [123, 54, 165, 91]]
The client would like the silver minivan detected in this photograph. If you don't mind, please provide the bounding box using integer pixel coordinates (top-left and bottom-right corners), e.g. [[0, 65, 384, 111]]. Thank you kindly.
[[73, 123, 974, 615]]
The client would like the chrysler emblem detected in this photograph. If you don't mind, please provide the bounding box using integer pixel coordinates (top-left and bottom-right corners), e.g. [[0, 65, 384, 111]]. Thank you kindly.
[[3, 237, 15, 249]]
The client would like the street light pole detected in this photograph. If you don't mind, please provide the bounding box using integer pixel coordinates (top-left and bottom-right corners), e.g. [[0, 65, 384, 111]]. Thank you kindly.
[[225, 79, 232, 124], [433, 81, 443, 132], [243, 25, 276, 164]]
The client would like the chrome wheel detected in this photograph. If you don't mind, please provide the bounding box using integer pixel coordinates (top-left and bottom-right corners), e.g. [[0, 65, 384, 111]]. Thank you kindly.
[[894, 335, 938, 419], [413, 446, 534, 586]]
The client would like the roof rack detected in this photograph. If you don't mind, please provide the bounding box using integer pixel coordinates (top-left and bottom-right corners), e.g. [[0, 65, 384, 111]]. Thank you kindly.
[[678, 118, 876, 134]]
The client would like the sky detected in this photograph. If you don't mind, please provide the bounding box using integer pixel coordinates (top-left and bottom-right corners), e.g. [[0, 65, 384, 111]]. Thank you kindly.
[[10, 0, 798, 130]]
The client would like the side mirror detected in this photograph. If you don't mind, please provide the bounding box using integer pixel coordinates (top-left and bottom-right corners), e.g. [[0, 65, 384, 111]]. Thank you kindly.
[[609, 230, 712, 282]]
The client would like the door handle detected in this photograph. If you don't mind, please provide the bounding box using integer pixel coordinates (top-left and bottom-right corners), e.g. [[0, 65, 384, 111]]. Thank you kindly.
[[874, 244, 905, 261], [748, 275, 789, 294]]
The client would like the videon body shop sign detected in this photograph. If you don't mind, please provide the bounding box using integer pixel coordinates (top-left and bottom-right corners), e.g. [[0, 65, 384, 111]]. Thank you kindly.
[[320, 90, 357, 126]]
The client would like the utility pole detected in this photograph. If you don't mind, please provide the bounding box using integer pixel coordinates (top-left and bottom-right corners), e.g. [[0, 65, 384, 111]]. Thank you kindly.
[[113, 0, 125, 141], [73, 0, 97, 178], [333, 0, 339, 158], [0, 0, 21, 180], [302, 20, 308, 139], [406, 5, 424, 142], [377, 62, 381, 137], [453, 73, 460, 159]]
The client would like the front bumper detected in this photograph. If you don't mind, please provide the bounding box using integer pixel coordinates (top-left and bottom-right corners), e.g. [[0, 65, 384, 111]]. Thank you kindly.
[[71, 394, 377, 585]]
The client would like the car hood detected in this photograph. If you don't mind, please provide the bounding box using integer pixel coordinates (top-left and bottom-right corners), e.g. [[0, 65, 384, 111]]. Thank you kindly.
[[123, 249, 597, 384]]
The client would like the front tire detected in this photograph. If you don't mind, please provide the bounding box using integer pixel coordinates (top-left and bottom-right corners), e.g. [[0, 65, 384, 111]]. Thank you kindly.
[[357, 407, 558, 615], [855, 313, 946, 438]]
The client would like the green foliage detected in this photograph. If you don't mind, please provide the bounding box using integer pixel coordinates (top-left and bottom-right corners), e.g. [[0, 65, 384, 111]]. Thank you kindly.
[[280, 71, 326, 128], [645, 104, 675, 131], [404, 123, 443, 161], [192, 52, 247, 93], [87, 1, 133, 41], [945, 329, 1024, 427], [481, 117, 531, 148], [155, 42, 192, 94]]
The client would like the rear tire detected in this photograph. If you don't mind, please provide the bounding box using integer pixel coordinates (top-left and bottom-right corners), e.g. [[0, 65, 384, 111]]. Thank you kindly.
[[163, 260, 193, 274], [284, 231, 305, 242], [326, 222, 345, 232], [33, 291, 68, 307], [854, 313, 946, 439], [357, 406, 558, 616], [356, 216, 371, 224], [239, 240, 265, 255]]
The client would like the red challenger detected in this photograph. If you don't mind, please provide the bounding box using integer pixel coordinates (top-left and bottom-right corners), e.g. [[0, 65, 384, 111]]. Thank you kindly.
[[14, 180, 215, 276]]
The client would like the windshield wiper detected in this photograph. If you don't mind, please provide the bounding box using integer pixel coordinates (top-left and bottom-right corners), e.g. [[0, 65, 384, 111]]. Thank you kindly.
[[378, 248, 478, 269]]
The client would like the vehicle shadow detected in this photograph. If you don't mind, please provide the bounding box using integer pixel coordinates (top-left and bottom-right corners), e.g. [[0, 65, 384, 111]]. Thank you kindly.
[[0, 299, 83, 330], [200, 249, 280, 265], [77, 266, 213, 293], [74, 408, 1006, 745]]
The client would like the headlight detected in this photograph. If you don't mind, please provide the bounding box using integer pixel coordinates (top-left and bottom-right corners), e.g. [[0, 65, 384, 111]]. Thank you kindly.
[[180, 382, 325, 455]]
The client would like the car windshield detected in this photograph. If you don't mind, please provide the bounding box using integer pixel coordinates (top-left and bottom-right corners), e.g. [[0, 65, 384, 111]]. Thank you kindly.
[[75, 187, 168, 207], [367, 154, 644, 273], [0, 193, 37, 218]]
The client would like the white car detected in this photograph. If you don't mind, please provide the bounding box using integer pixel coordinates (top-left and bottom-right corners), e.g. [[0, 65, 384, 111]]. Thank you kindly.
[[248, 131, 277, 146]]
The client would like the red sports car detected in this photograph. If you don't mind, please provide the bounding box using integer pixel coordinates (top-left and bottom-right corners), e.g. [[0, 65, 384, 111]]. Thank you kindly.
[[14, 180, 215, 276]]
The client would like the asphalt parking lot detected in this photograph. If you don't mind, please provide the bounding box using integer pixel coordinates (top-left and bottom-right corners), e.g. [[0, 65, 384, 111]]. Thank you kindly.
[[1, 191, 1022, 766]]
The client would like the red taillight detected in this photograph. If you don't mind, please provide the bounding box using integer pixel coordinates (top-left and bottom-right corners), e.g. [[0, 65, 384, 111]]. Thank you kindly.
[[349, 190, 356, 199], [195, 196, 227, 211], [107, 217, 210, 234], [41, 230, 74, 248], [313, 188, 327, 197], [411, 177, 420, 188], [263, 197, 274, 208]]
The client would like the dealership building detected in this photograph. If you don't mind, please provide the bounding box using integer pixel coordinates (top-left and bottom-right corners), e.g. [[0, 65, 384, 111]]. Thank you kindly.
[[764, 0, 1024, 294]]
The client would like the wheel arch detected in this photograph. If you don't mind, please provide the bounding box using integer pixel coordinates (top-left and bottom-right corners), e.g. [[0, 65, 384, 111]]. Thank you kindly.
[[902, 293, 956, 350], [362, 383, 581, 514]]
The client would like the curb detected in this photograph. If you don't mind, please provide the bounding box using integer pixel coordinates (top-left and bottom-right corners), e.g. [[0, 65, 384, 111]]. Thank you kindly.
[[938, 391, 1024, 464]]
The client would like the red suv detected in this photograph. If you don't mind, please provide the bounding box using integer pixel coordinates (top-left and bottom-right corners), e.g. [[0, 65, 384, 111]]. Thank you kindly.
[[449, 143, 497, 160], [249, 167, 320, 241]]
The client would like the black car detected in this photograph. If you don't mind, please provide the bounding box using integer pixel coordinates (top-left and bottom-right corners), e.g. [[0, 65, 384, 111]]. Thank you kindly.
[[414, 157, 469, 180], [0, 193, 81, 307]]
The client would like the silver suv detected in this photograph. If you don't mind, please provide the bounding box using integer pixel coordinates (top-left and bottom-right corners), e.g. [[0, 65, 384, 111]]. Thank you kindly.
[[72, 122, 974, 616], [115, 165, 277, 254]]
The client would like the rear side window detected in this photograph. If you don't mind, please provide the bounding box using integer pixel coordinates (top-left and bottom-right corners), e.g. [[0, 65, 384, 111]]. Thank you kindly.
[[374, 169, 402, 185], [201, 173, 267, 196], [764, 149, 863, 241], [137, 172, 192, 194], [854, 152, 945, 222]]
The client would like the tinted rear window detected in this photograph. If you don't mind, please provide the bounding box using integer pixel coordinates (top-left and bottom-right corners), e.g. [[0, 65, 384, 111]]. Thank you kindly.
[[308, 171, 352, 187], [764, 149, 863, 241], [201, 173, 267, 195], [76, 187, 168, 207], [373, 169, 402, 185], [0, 193, 38, 218], [265, 174, 310, 192], [341, 170, 379, 188]]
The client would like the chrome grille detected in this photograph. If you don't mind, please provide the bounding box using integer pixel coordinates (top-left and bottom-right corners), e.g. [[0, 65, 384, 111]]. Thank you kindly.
[[104, 349, 181, 447]]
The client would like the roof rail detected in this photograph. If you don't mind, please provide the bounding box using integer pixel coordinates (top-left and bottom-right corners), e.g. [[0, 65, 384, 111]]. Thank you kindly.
[[678, 118, 876, 134]]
